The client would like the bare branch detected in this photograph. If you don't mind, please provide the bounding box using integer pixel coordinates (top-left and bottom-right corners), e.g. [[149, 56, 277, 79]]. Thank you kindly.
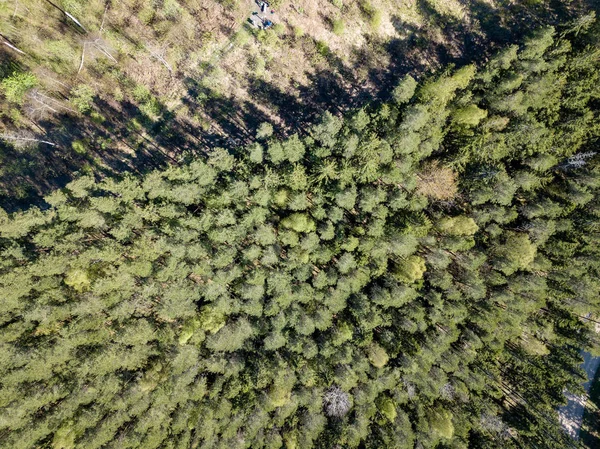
[[42, 75, 71, 90], [30, 96, 58, 114], [323, 386, 351, 417], [92, 39, 117, 63], [146, 44, 173, 73], [0, 32, 27, 55], [78, 42, 87, 73], [78, 37, 117, 74], [44, 0, 88, 33], [28, 90, 77, 114], [100, 3, 109, 33], [3, 40, 26, 55], [0, 134, 57, 146]]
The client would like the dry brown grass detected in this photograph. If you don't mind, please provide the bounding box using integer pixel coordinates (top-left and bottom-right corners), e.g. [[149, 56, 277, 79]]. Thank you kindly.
[[416, 161, 458, 200]]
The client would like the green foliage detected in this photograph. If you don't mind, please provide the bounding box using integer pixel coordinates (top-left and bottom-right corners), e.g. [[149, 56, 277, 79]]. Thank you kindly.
[[436, 216, 479, 236], [64, 268, 90, 291], [70, 84, 95, 114], [0, 72, 37, 104], [71, 140, 87, 155], [392, 75, 418, 104], [393, 255, 427, 284], [256, 122, 274, 140], [428, 408, 455, 439], [205, 318, 253, 352], [367, 343, 389, 368], [377, 396, 397, 421], [360, 1, 382, 29], [280, 213, 316, 233], [493, 232, 537, 275], [452, 104, 488, 127], [332, 18, 345, 35]]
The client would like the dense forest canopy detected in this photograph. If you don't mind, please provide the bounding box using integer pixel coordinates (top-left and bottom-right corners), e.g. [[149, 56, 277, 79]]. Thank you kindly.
[[1, 13, 600, 449]]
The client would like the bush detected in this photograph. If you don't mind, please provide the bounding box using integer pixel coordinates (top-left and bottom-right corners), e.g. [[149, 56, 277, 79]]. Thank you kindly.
[[315, 40, 330, 57], [71, 84, 95, 114], [360, 1, 382, 30], [256, 122, 274, 139], [369, 9, 382, 29], [332, 19, 345, 36], [71, 140, 87, 155], [0, 72, 37, 104]]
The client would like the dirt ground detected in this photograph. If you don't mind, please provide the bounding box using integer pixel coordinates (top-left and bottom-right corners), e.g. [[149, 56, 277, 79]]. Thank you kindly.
[[149, 0, 600, 143]]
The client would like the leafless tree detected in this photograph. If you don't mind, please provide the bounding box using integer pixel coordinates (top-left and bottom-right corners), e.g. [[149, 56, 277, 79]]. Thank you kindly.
[[146, 43, 173, 73], [480, 413, 506, 434], [439, 382, 455, 400], [403, 378, 416, 399], [559, 151, 597, 170], [0, 133, 56, 147], [25, 90, 76, 119], [79, 36, 117, 74], [44, 0, 88, 32], [323, 386, 351, 418]]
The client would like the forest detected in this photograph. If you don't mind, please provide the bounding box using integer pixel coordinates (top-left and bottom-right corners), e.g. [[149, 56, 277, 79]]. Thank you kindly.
[[2, 1, 600, 449]]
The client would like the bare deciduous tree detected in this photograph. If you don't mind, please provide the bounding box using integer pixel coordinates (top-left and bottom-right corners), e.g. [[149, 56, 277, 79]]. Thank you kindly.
[[323, 386, 351, 418], [560, 151, 597, 170], [79, 37, 117, 74], [146, 43, 173, 73], [480, 413, 506, 434], [0, 133, 56, 147], [0, 32, 27, 56], [25, 90, 76, 119]]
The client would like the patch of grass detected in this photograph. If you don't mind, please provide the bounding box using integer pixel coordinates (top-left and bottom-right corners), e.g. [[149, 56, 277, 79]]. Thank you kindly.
[[72, 140, 88, 155], [233, 28, 251, 46], [360, 1, 382, 30], [332, 18, 346, 36], [315, 40, 331, 57]]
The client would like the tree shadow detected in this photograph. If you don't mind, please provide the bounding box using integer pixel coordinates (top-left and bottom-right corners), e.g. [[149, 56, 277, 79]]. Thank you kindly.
[[0, 86, 273, 211]]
